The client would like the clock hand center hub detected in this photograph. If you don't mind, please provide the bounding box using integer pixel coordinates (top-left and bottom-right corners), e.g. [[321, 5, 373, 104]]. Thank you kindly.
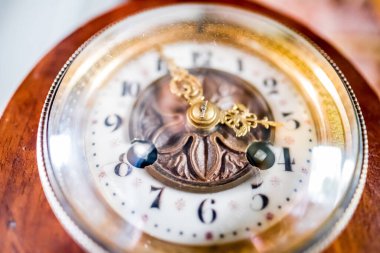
[[187, 100, 220, 130]]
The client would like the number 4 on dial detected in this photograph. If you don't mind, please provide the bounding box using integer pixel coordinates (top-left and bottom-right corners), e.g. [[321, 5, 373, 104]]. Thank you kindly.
[[247, 142, 295, 171], [277, 147, 295, 172]]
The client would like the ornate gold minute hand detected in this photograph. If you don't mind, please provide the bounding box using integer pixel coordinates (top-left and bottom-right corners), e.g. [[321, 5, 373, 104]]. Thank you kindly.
[[158, 47, 204, 105], [158, 47, 282, 137]]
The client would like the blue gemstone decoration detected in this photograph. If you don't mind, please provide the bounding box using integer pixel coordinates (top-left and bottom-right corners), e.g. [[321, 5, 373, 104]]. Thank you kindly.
[[127, 140, 157, 168]]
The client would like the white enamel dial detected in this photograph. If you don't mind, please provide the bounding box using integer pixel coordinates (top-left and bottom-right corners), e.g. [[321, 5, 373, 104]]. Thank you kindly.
[[84, 42, 316, 245]]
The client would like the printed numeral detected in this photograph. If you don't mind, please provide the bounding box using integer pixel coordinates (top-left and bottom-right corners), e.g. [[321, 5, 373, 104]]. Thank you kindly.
[[122, 81, 140, 96], [250, 193, 269, 211], [282, 112, 301, 129], [263, 78, 278, 95], [198, 199, 217, 224], [150, 186, 164, 209], [114, 153, 132, 177], [277, 147, 295, 172], [192, 51, 212, 67], [104, 114, 122, 132]]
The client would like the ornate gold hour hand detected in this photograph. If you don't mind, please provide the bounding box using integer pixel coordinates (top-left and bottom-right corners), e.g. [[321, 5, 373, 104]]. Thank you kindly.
[[221, 104, 283, 137], [158, 47, 204, 105]]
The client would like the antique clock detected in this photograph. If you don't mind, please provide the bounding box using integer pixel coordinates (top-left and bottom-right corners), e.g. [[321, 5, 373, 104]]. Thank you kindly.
[[33, 0, 369, 252]]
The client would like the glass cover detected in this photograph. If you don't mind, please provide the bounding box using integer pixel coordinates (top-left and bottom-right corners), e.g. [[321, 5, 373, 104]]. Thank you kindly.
[[38, 3, 366, 253]]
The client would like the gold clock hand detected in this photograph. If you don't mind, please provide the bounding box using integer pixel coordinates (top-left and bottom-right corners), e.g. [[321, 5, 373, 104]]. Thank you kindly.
[[157, 47, 282, 137], [221, 104, 283, 137], [158, 47, 204, 105]]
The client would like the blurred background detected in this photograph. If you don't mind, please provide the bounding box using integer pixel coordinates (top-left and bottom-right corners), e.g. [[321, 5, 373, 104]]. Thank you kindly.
[[0, 0, 379, 116]]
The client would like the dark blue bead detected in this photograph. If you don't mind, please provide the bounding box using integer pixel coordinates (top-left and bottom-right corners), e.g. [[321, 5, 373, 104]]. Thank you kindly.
[[127, 140, 157, 168]]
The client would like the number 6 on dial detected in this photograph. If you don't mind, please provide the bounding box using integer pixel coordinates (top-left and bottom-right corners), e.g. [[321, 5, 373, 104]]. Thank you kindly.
[[198, 199, 217, 224]]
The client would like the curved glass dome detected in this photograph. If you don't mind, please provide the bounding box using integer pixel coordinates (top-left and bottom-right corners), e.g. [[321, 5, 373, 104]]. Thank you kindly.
[[37, 3, 367, 253]]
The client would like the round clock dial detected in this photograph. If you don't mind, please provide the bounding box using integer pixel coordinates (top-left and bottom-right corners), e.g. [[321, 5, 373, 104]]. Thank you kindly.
[[87, 42, 315, 245], [37, 2, 367, 253]]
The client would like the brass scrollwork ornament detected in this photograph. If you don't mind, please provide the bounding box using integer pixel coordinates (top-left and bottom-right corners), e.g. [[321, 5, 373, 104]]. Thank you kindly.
[[221, 103, 282, 137]]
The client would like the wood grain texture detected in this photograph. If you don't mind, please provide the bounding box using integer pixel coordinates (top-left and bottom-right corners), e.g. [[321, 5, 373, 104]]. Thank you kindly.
[[0, 0, 379, 252]]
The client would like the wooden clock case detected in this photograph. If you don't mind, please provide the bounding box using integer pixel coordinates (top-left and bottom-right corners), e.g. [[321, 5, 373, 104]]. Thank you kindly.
[[0, 0, 379, 252]]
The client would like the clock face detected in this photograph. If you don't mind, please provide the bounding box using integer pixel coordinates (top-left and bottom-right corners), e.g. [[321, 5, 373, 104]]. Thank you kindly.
[[38, 2, 367, 253], [86, 42, 315, 245]]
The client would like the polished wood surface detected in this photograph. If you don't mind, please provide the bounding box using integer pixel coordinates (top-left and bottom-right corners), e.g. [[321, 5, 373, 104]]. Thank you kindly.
[[0, 1, 379, 252]]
